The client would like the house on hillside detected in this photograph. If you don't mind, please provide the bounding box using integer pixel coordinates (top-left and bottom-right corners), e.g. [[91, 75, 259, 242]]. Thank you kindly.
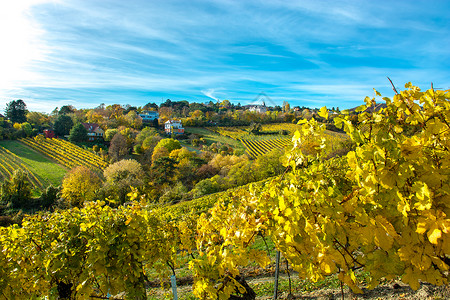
[[82, 123, 104, 141], [43, 129, 55, 138], [139, 111, 159, 123], [244, 104, 267, 114], [165, 120, 184, 134]]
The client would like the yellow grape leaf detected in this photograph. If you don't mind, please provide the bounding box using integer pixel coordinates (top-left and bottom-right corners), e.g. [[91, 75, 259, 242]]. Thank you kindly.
[[318, 106, 328, 119], [400, 137, 423, 159], [334, 117, 344, 129], [427, 227, 442, 244], [80, 222, 88, 232], [402, 267, 421, 290], [297, 119, 308, 125], [320, 257, 336, 275], [416, 218, 428, 234], [412, 182, 432, 211], [279, 197, 286, 211], [356, 104, 367, 112], [394, 125, 403, 133], [374, 227, 393, 251], [375, 215, 398, 238], [396, 191, 410, 217], [379, 170, 396, 189], [220, 227, 227, 238], [431, 256, 449, 272], [412, 252, 432, 271]]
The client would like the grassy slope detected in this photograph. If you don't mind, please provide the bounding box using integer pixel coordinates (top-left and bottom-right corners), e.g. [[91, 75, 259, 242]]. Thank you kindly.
[[0, 140, 67, 187], [184, 127, 245, 151]]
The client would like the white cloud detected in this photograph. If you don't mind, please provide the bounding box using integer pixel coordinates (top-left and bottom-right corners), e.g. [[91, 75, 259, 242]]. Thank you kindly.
[[201, 88, 225, 101], [0, 0, 448, 113], [0, 1, 53, 92]]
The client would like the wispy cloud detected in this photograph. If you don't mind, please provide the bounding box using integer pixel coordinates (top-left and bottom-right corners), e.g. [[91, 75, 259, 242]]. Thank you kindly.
[[1, 0, 449, 113], [201, 88, 225, 102]]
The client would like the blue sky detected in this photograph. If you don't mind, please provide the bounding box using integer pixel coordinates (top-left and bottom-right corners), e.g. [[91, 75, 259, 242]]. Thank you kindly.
[[1, 0, 449, 113]]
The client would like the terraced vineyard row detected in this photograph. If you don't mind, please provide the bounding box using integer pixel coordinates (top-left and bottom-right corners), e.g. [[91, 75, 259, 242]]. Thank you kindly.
[[212, 123, 301, 140], [0, 146, 46, 190], [211, 123, 348, 158], [239, 137, 291, 158], [20, 137, 108, 174]]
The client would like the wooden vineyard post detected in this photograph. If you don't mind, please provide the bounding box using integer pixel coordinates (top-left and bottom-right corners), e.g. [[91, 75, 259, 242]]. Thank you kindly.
[[273, 250, 281, 299]]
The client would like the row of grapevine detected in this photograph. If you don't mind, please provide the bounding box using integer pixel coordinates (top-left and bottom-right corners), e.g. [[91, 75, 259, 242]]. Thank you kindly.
[[152, 177, 272, 221], [260, 122, 301, 133], [212, 123, 347, 158], [210, 126, 249, 139], [239, 137, 291, 158], [211, 123, 302, 140], [20, 137, 108, 173], [0, 145, 46, 190]]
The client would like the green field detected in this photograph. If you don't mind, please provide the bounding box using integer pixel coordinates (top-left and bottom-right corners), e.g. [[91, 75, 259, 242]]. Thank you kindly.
[[0, 140, 67, 187], [184, 127, 246, 152]]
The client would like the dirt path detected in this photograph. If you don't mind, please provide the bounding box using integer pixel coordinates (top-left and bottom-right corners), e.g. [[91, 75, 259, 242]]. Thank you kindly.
[[151, 274, 450, 299]]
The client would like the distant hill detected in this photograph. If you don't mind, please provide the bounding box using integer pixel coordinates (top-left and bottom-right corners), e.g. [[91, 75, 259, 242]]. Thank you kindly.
[[347, 103, 387, 113]]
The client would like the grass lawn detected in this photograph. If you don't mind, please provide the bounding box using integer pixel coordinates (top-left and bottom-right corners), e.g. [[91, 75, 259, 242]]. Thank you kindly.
[[184, 127, 246, 152], [0, 140, 67, 187]]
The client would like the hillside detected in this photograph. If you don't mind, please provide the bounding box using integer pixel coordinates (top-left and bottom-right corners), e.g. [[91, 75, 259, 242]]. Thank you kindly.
[[0, 140, 66, 187]]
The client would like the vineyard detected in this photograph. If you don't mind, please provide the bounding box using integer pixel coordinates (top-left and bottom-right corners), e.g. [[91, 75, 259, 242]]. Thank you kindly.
[[239, 137, 291, 158], [0, 84, 449, 299], [20, 137, 108, 174], [211, 123, 302, 140], [0, 145, 46, 190], [212, 123, 347, 158]]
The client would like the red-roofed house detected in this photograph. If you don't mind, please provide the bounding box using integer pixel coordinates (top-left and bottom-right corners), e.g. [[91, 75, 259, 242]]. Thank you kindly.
[[82, 123, 104, 141], [43, 129, 55, 138], [164, 120, 184, 134]]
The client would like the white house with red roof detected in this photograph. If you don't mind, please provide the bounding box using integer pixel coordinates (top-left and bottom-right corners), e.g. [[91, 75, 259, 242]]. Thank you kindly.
[[164, 120, 184, 134], [82, 123, 104, 141]]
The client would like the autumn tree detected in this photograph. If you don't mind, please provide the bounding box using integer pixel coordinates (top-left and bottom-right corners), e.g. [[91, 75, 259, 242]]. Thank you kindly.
[[103, 159, 144, 204], [151, 146, 170, 164], [54, 115, 74, 136], [150, 157, 178, 185], [85, 110, 105, 125], [5, 100, 28, 123], [124, 110, 143, 129], [134, 127, 161, 155], [58, 105, 75, 115], [159, 182, 188, 203], [282, 100, 290, 113], [68, 123, 88, 143], [104, 128, 119, 141], [16, 122, 33, 137], [108, 133, 129, 162], [154, 138, 181, 153], [27, 111, 49, 128], [39, 185, 59, 209], [190, 109, 204, 119], [248, 122, 262, 135], [0, 170, 32, 208], [61, 166, 102, 207]]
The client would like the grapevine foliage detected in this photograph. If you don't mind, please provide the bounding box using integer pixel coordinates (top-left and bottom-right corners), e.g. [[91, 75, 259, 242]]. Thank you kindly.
[[0, 84, 449, 299], [0, 201, 189, 299], [190, 83, 450, 298]]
